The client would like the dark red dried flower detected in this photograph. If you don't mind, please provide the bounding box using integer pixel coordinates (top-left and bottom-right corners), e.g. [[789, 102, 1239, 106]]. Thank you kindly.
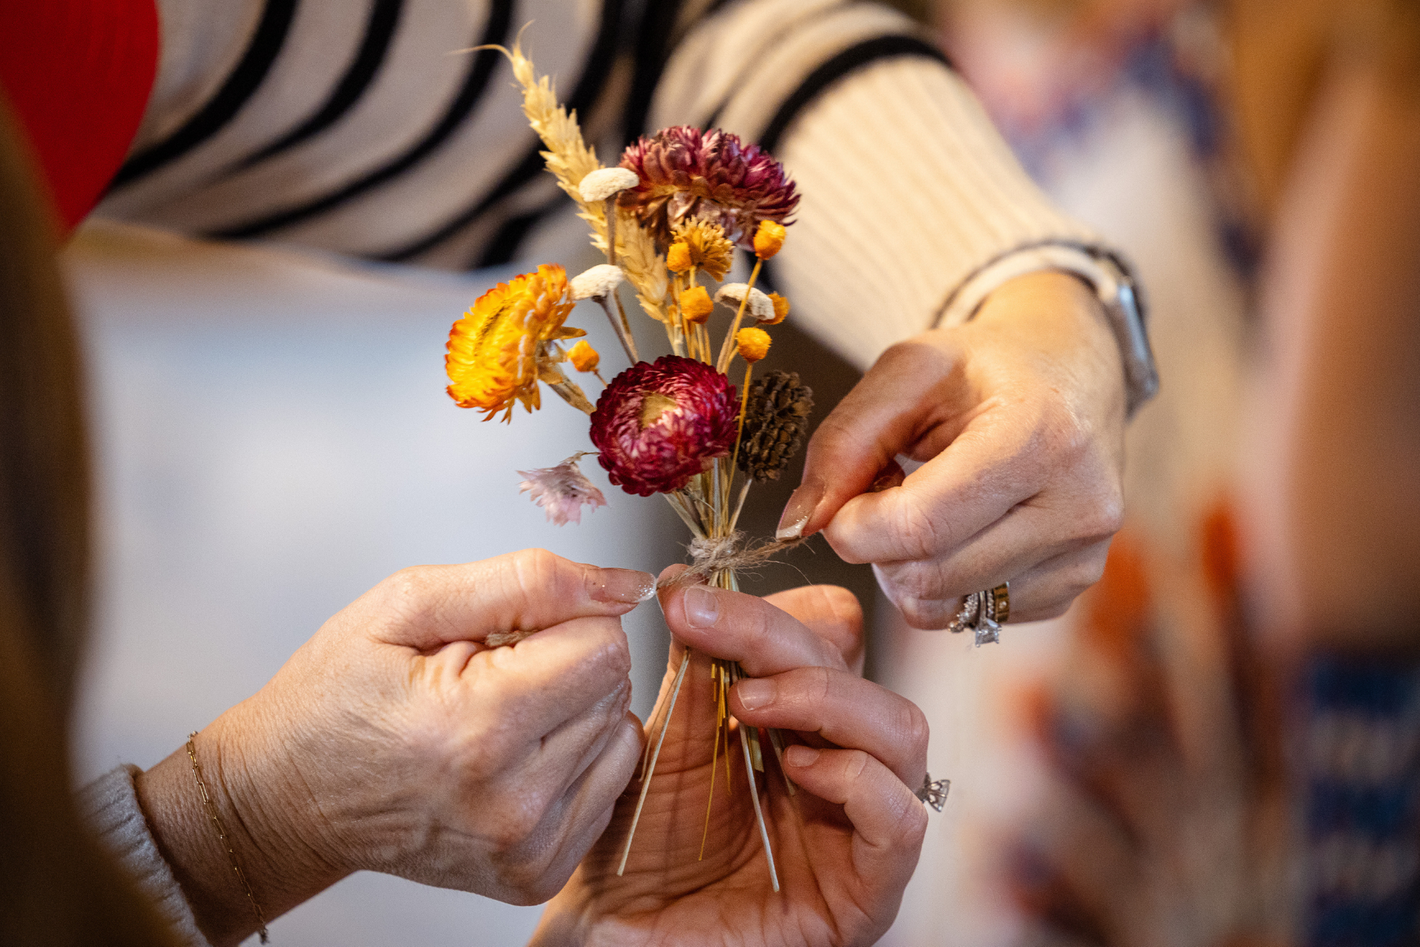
[[589, 355, 739, 496], [618, 126, 799, 247]]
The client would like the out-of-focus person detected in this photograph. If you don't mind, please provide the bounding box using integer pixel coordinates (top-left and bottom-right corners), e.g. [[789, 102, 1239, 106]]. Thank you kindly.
[[918, 1, 1418, 945]]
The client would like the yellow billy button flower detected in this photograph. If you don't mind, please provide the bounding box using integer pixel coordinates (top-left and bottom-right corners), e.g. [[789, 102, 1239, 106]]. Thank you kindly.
[[736, 326, 771, 363], [766, 292, 790, 325], [445, 264, 584, 422], [666, 240, 693, 273], [680, 285, 714, 324], [568, 340, 600, 372], [753, 220, 786, 259]]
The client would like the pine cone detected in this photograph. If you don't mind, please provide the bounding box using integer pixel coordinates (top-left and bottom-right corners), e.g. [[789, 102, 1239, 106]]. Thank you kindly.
[[737, 371, 814, 482]]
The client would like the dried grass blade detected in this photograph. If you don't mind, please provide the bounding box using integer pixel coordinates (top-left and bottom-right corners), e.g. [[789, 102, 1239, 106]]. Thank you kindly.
[[737, 720, 780, 892], [619, 648, 692, 876]]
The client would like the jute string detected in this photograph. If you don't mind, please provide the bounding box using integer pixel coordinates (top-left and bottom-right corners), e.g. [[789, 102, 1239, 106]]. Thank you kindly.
[[658, 531, 807, 588]]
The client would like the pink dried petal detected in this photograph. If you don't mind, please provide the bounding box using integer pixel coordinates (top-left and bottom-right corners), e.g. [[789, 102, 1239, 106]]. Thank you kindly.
[[518, 454, 608, 525]]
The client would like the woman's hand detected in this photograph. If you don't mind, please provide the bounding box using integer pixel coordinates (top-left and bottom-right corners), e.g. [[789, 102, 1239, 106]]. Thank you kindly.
[[135, 549, 653, 946], [531, 574, 930, 947], [781, 271, 1127, 627]]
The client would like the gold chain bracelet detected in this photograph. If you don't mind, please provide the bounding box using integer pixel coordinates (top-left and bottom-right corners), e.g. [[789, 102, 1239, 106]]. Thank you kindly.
[[186, 732, 270, 944]]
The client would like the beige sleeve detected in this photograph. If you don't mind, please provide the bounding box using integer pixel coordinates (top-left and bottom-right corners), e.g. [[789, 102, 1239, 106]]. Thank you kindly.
[[656, 0, 1156, 408]]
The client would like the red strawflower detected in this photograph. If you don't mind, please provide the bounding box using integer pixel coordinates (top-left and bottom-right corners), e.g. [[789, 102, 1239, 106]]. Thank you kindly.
[[589, 356, 739, 496], [618, 126, 799, 247]]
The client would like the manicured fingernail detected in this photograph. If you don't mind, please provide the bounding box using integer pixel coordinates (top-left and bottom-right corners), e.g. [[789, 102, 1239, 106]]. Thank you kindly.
[[776, 479, 825, 540], [735, 678, 776, 711], [682, 585, 720, 628], [784, 745, 820, 767], [587, 568, 657, 604]]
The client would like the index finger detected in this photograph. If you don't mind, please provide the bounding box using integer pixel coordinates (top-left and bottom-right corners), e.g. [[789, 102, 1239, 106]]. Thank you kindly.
[[358, 549, 656, 651], [657, 572, 849, 677], [781, 339, 963, 540], [824, 411, 1047, 565]]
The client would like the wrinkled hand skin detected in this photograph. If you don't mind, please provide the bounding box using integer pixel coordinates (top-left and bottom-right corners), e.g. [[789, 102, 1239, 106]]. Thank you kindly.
[[143, 550, 652, 946], [530, 574, 929, 947], [783, 271, 1127, 628]]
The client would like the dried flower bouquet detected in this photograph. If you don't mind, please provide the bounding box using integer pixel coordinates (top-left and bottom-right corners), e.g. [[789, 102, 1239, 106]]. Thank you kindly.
[[444, 44, 815, 891]]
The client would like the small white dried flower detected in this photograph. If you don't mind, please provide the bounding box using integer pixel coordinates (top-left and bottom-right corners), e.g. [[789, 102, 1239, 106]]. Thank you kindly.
[[578, 167, 640, 203], [570, 264, 625, 300], [714, 283, 775, 322], [518, 453, 608, 526]]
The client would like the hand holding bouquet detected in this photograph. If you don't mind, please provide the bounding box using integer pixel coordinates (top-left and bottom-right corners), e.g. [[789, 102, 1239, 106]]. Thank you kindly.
[[445, 44, 818, 888]]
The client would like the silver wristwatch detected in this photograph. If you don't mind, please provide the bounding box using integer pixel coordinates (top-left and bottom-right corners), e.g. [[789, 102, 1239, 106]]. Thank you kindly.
[[934, 241, 1159, 416]]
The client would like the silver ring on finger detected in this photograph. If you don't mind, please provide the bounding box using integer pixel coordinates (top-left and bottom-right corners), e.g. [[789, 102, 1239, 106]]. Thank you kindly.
[[946, 582, 1009, 646]]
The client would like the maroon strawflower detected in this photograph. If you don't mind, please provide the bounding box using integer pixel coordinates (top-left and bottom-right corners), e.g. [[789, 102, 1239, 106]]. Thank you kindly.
[[589, 356, 739, 496], [618, 126, 799, 247]]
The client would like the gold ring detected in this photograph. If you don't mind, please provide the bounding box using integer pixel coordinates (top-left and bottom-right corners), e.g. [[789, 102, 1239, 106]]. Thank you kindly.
[[989, 582, 1010, 623]]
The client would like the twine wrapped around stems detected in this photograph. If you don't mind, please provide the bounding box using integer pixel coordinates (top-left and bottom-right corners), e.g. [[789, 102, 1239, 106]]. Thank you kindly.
[[658, 532, 808, 589]]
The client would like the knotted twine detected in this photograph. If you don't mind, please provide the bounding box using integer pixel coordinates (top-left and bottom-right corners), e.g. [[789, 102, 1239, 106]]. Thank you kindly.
[[657, 530, 808, 589], [484, 533, 806, 647]]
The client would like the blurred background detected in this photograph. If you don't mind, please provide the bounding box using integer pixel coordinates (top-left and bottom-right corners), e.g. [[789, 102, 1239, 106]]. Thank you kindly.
[[62, 0, 1419, 944]]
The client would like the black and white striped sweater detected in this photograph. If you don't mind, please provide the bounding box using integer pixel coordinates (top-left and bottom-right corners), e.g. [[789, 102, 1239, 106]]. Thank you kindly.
[[98, 0, 1125, 374]]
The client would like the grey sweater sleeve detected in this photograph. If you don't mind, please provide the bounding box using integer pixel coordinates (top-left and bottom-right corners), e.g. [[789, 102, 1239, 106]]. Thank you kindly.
[[78, 765, 214, 947]]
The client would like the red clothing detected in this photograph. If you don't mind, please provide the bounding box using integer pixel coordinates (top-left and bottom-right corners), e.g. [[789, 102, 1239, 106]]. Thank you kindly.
[[0, 0, 157, 232]]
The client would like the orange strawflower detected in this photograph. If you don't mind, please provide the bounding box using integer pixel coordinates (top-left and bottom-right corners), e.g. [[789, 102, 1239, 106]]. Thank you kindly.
[[445, 264, 583, 421]]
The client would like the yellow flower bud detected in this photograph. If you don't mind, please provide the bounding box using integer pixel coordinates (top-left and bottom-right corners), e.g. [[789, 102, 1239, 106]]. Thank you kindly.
[[766, 292, 790, 325], [666, 241, 693, 273], [736, 326, 771, 363], [753, 220, 786, 259], [568, 340, 600, 372], [680, 285, 714, 324]]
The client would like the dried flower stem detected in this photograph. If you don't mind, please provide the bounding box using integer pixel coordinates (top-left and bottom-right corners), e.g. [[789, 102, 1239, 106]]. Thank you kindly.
[[730, 481, 752, 530], [603, 197, 619, 266], [715, 259, 763, 373], [537, 361, 595, 414], [593, 295, 638, 365], [619, 650, 692, 876], [768, 727, 796, 796], [612, 294, 638, 359], [731, 362, 753, 476], [664, 490, 707, 538], [738, 710, 779, 892], [699, 662, 732, 860]]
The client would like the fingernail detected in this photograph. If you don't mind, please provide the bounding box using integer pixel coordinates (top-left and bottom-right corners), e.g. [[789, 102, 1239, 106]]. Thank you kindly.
[[735, 678, 776, 711], [776, 479, 825, 540], [682, 585, 720, 628], [869, 459, 906, 493], [784, 745, 820, 767], [587, 568, 657, 604]]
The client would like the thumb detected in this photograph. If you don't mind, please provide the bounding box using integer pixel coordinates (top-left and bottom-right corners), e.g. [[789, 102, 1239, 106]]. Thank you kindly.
[[778, 339, 962, 539], [360, 549, 656, 651]]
